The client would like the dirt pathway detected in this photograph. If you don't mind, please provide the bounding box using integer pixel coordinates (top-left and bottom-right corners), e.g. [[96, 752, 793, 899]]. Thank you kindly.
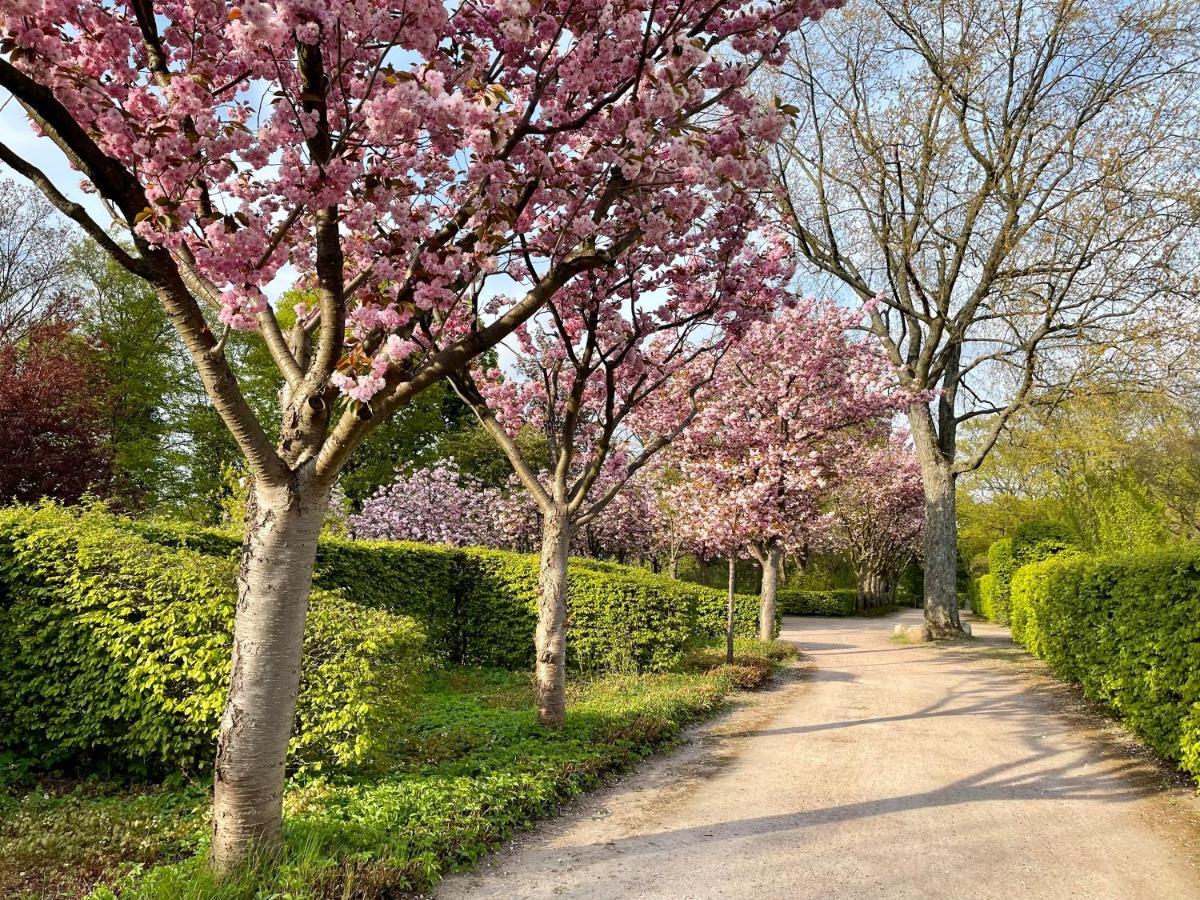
[[437, 610, 1200, 899]]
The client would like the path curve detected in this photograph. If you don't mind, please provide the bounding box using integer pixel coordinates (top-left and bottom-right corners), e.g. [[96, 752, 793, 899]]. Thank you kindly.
[[437, 610, 1200, 899]]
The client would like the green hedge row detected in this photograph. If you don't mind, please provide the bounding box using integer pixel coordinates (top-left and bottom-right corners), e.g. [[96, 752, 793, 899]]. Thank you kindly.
[[1007, 546, 1200, 784], [973, 523, 1078, 624], [0, 506, 425, 775], [777, 588, 858, 617], [131, 518, 767, 673]]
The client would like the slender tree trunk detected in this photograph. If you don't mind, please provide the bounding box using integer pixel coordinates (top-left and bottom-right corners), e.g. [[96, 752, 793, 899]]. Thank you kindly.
[[211, 479, 327, 873], [535, 508, 571, 726], [726, 554, 736, 664], [669, 552, 679, 580], [758, 543, 782, 641]]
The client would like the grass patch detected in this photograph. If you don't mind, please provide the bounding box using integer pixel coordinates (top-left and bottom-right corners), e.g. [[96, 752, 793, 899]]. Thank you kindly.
[[2, 640, 793, 898]]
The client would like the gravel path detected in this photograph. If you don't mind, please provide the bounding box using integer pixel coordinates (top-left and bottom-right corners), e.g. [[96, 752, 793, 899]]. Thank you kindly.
[[437, 609, 1200, 899]]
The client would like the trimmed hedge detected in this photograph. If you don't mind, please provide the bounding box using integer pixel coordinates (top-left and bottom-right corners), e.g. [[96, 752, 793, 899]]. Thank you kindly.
[[985, 538, 1016, 624], [0, 506, 425, 776], [973, 572, 997, 619], [976, 524, 1078, 624], [1007, 546, 1200, 784], [777, 588, 858, 617], [1012, 522, 1077, 566], [130, 518, 767, 672]]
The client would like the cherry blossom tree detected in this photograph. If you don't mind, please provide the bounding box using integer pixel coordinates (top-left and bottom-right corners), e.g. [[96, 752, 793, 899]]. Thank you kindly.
[[0, 0, 838, 867], [578, 472, 661, 565], [449, 231, 793, 724], [666, 298, 908, 640], [821, 434, 924, 609], [350, 459, 496, 546]]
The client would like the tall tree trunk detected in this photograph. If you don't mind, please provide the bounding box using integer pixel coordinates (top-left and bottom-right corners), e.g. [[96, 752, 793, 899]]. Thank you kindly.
[[726, 554, 736, 664], [535, 508, 571, 726], [909, 404, 962, 637], [758, 543, 782, 641], [669, 552, 679, 580], [921, 461, 961, 635], [211, 479, 327, 872]]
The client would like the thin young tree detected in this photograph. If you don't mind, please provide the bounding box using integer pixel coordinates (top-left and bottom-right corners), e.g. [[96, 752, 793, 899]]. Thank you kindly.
[[665, 298, 905, 639], [450, 232, 792, 724], [0, 0, 834, 869], [773, 0, 1200, 635]]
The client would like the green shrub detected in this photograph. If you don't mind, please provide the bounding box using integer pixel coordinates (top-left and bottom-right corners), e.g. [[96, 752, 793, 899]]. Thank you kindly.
[[981, 526, 1078, 625], [985, 538, 1016, 624], [0, 505, 425, 776], [973, 573, 996, 619], [1012, 522, 1078, 566], [777, 588, 858, 616], [1007, 546, 1200, 784]]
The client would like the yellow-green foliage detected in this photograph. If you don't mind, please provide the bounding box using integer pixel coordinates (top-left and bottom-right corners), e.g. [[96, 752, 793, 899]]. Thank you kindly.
[[0, 505, 425, 776], [777, 588, 858, 616], [973, 573, 997, 619], [985, 538, 1015, 624], [978, 524, 1077, 624], [1008, 546, 1200, 784]]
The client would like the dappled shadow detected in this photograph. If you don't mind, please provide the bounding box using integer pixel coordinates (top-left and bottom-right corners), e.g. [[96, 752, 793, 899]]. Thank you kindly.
[[560, 750, 1155, 863], [791, 641, 854, 652]]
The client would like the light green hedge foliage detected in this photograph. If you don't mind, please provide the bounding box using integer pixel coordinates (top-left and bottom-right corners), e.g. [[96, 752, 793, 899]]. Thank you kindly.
[[985, 538, 1016, 624], [0, 506, 425, 776], [777, 588, 858, 616], [132, 518, 767, 672], [1007, 546, 1200, 784], [972, 573, 997, 619], [978, 524, 1078, 624]]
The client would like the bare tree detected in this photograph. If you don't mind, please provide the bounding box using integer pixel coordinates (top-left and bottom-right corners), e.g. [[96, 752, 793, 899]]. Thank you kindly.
[[0, 180, 78, 342], [772, 0, 1200, 635]]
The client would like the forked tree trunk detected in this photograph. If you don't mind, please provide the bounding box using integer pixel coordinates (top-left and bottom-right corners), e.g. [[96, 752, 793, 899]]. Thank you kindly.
[[211, 478, 328, 873], [726, 554, 736, 664], [758, 543, 783, 641], [856, 568, 888, 610], [535, 509, 571, 726]]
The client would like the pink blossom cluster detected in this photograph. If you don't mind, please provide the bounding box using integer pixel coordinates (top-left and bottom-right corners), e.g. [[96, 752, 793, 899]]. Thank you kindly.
[[0, 0, 841, 404], [662, 298, 911, 558], [817, 432, 925, 571], [349, 460, 542, 550]]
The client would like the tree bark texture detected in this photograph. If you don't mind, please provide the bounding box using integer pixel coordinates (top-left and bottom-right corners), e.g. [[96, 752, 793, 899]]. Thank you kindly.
[[856, 569, 889, 610], [536, 508, 571, 726], [726, 554, 736, 664], [211, 479, 327, 872], [909, 405, 962, 637], [758, 543, 783, 641]]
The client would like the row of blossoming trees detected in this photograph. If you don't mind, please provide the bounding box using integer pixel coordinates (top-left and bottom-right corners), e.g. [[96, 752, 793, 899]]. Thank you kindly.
[[352, 296, 926, 668], [0, 0, 936, 875]]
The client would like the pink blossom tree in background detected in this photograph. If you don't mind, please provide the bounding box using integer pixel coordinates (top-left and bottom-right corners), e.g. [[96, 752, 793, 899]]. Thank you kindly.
[[449, 233, 793, 724], [666, 299, 908, 640], [819, 434, 925, 609], [351, 461, 542, 550], [350, 459, 499, 547], [0, 0, 838, 867]]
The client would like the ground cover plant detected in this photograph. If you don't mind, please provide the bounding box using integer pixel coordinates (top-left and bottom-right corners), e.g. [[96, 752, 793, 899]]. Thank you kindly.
[[0, 639, 796, 899]]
